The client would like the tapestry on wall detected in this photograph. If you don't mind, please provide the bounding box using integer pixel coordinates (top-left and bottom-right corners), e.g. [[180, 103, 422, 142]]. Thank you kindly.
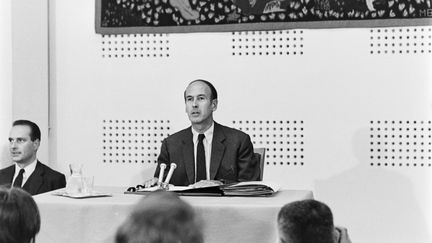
[[95, 0, 432, 34]]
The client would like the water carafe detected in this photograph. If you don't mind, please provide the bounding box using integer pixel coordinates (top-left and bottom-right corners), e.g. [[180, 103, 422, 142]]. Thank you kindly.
[[66, 163, 84, 195]]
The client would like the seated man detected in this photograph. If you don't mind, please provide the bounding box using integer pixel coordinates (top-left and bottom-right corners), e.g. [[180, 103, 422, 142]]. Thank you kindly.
[[115, 191, 203, 243], [0, 120, 66, 195], [145, 79, 259, 187], [278, 199, 352, 243], [0, 186, 41, 243]]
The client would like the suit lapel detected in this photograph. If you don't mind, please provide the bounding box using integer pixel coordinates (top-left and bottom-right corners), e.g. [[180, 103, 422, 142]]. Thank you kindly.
[[181, 129, 195, 185], [210, 123, 226, 180], [23, 161, 44, 195]]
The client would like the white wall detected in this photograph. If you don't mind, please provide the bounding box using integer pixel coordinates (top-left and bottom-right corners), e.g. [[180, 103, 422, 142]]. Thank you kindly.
[[48, 0, 432, 242], [9, 0, 50, 166], [0, 0, 13, 168]]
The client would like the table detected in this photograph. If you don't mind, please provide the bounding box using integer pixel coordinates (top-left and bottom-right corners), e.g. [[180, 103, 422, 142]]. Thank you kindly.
[[34, 187, 313, 243]]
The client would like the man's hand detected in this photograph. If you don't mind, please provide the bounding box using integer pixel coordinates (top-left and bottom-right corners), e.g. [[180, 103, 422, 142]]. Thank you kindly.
[[144, 177, 159, 188]]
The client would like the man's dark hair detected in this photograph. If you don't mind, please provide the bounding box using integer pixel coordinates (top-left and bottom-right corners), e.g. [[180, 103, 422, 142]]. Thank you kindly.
[[278, 199, 335, 243], [0, 186, 41, 243], [115, 191, 203, 243], [184, 79, 218, 101], [12, 120, 41, 141]]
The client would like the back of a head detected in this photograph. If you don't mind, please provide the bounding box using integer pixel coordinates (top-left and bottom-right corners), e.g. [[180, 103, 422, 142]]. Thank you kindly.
[[116, 191, 203, 243], [278, 199, 335, 243], [0, 186, 41, 243]]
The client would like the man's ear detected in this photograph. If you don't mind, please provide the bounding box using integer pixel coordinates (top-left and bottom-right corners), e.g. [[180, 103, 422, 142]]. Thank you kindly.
[[33, 139, 40, 151], [212, 99, 218, 111]]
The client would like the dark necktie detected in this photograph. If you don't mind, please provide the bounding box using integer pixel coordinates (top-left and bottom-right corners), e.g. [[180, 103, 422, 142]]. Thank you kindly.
[[196, 134, 206, 182], [13, 169, 25, 188]]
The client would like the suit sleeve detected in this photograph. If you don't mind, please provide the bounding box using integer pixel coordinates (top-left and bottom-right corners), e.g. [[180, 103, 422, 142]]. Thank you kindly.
[[237, 134, 260, 181], [58, 173, 66, 188], [50, 172, 66, 190], [153, 139, 170, 178]]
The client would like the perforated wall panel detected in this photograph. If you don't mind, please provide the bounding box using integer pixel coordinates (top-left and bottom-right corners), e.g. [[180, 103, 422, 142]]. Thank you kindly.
[[231, 30, 304, 56], [102, 119, 171, 164], [231, 120, 305, 166], [369, 120, 432, 167], [101, 34, 170, 58], [369, 26, 432, 55]]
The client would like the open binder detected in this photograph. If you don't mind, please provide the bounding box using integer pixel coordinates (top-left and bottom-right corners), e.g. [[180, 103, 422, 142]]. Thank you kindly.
[[126, 181, 280, 197]]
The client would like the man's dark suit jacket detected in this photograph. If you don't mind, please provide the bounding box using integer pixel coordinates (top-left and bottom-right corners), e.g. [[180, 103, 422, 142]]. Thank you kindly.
[[154, 122, 260, 186], [0, 161, 66, 195]]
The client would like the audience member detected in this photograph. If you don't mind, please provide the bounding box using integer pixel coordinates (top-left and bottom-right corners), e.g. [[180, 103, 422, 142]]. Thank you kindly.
[[0, 120, 66, 195], [278, 199, 352, 243], [0, 186, 41, 243], [115, 191, 203, 243]]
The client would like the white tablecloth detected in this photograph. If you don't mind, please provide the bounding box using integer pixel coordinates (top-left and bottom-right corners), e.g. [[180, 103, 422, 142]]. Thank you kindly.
[[34, 187, 313, 243]]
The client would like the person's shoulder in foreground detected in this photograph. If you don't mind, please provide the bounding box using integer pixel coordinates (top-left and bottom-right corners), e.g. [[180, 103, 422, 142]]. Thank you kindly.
[[0, 186, 41, 243], [277, 199, 352, 243], [1, 119, 66, 195], [115, 191, 203, 243]]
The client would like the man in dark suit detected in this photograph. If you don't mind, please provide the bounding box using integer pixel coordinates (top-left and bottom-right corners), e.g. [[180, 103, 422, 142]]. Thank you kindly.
[[145, 79, 259, 187], [0, 120, 66, 195]]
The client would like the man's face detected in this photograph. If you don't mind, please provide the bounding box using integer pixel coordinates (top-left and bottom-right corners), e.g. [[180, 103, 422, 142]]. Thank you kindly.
[[184, 81, 218, 126], [8, 125, 39, 165]]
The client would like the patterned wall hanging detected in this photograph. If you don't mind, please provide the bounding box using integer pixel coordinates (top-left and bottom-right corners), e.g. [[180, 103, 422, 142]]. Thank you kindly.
[[96, 0, 432, 34]]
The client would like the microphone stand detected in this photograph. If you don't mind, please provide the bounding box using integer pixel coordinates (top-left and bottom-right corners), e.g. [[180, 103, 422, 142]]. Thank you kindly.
[[160, 163, 177, 190]]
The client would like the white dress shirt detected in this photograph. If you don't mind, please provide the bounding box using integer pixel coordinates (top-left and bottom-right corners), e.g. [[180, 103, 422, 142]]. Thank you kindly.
[[12, 159, 37, 187], [191, 123, 214, 181]]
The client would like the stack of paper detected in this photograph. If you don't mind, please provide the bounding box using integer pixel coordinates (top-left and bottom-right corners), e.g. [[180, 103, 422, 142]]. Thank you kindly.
[[221, 181, 280, 196]]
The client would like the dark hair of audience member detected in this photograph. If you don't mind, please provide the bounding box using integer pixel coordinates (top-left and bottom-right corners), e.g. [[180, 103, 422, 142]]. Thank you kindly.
[[0, 186, 41, 243], [278, 199, 335, 243], [12, 120, 41, 141], [115, 191, 203, 243]]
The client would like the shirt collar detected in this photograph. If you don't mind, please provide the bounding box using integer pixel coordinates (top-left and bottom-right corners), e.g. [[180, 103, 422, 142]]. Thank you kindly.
[[192, 122, 214, 143], [15, 159, 37, 175]]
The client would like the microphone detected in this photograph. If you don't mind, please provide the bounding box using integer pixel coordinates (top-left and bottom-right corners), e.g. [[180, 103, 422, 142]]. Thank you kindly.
[[158, 163, 167, 185], [164, 163, 177, 184]]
